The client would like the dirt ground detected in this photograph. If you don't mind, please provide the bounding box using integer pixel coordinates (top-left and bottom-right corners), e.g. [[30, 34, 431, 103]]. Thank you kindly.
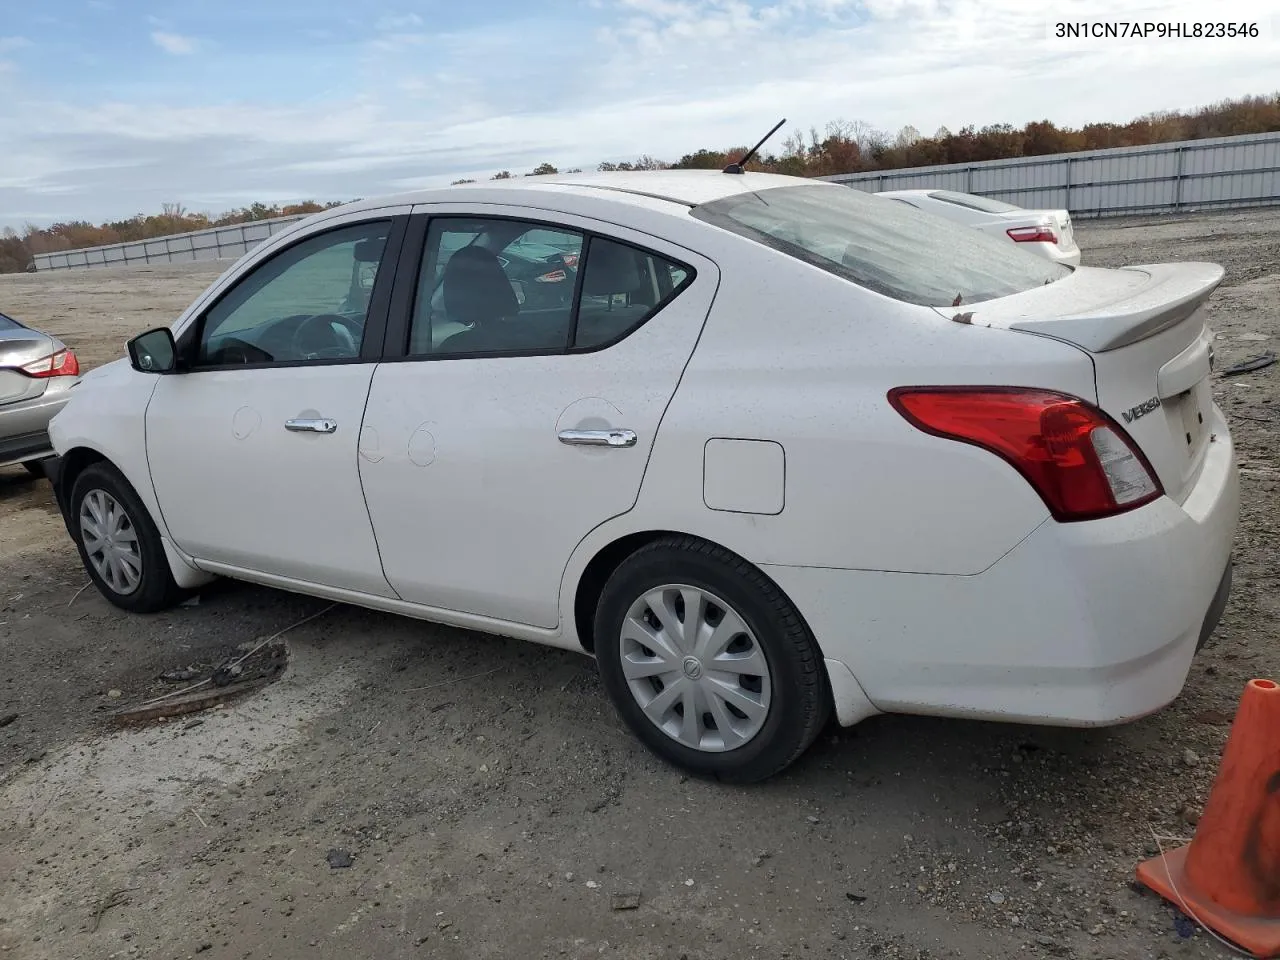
[[0, 211, 1277, 960]]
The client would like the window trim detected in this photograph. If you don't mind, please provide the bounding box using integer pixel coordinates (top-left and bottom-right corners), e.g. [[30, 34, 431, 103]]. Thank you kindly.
[[563, 235, 592, 352], [380, 211, 697, 363], [174, 215, 408, 373]]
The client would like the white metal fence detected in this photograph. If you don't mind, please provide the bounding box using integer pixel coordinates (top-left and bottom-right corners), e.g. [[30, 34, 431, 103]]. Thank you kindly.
[[30, 214, 308, 272], [822, 131, 1280, 217]]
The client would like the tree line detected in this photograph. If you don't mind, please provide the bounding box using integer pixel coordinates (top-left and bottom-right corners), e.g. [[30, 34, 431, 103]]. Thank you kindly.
[[3, 93, 1277, 274], [0, 200, 343, 275]]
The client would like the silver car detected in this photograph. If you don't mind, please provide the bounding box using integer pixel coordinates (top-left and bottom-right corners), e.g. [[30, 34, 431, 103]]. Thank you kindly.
[[0, 310, 81, 476]]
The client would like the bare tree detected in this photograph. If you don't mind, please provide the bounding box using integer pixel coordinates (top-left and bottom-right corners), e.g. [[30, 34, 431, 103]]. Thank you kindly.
[[893, 125, 922, 149]]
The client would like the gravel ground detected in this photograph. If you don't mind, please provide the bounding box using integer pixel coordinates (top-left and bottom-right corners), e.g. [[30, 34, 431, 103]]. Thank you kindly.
[[0, 210, 1277, 960]]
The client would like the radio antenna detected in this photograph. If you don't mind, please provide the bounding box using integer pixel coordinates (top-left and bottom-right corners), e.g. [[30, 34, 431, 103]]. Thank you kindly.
[[723, 118, 787, 174]]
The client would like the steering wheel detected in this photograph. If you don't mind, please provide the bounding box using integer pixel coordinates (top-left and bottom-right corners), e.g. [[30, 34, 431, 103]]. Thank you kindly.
[[290, 313, 359, 359]]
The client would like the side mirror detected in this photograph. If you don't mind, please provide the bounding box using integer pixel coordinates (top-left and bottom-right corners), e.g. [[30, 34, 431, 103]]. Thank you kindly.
[[127, 327, 178, 373]]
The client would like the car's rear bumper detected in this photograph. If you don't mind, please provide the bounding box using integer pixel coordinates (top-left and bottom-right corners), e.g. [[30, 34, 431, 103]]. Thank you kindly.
[[0, 383, 75, 468], [0, 429, 54, 468], [766, 414, 1239, 727], [1031, 243, 1081, 267], [1197, 557, 1232, 652]]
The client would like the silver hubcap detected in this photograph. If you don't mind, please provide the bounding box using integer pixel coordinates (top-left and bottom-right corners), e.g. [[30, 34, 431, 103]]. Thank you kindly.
[[620, 584, 772, 753], [79, 489, 143, 596]]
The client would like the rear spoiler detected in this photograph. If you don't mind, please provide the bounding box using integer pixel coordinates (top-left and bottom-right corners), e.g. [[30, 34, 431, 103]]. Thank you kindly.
[[1008, 263, 1224, 352]]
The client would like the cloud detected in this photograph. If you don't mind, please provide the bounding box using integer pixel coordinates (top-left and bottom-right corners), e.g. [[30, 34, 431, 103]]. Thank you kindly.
[[150, 31, 197, 55], [374, 13, 424, 31], [0, 36, 33, 53]]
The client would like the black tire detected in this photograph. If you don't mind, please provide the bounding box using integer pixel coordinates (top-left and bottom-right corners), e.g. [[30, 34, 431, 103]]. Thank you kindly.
[[70, 461, 182, 613], [594, 535, 830, 783]]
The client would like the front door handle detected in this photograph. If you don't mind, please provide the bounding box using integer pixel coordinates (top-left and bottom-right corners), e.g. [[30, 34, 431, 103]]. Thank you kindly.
[[285, 418, 338, 434], [558, 428, 638, 448]]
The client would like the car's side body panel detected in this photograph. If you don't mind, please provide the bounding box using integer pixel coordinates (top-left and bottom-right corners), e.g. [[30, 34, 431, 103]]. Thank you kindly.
[[766, 411, 1237, 723], [45, 360, 214, 588], [147, 363, 397, 595], [358, 205, 722, 628], [558, 233, 1097, 573], [48, 359, 162, 519]]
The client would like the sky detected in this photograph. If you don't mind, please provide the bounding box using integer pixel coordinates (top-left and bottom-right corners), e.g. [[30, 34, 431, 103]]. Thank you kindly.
[[0, 0, 1277, 229]]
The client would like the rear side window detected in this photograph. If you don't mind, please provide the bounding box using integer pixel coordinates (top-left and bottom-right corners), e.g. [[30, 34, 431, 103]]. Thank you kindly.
[[574, 238, 690, 349], [407, 217, 694, 357], [692, 184, 1069, 307], [927, 190, 1021, 214]]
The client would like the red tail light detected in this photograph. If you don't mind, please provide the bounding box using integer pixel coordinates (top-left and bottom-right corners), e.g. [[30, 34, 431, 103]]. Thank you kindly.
[[535, 269, 568, 283], [888, 387, 1163, 522], [1007, 225, 1058, 244], [21, 348, 80, 378]]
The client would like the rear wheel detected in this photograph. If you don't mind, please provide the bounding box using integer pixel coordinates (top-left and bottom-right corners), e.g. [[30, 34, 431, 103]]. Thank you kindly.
[[594, 536, 829, 783], [70, 462, 181, 613]]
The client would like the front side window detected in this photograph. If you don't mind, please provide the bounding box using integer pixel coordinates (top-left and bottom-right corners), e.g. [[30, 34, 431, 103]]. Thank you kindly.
[[196, 221, 391, 366], [408, 218, 693, 356], [692, 184, 1069, 307]]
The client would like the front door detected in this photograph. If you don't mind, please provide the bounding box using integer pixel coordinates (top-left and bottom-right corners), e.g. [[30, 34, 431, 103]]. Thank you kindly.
[[358, 210, 718, 627], [145, 214, 406, 596]]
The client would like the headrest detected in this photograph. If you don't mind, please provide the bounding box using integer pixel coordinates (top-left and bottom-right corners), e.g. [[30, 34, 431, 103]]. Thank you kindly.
[[441, 245, 518, 325], [582, 241, 643, 296]]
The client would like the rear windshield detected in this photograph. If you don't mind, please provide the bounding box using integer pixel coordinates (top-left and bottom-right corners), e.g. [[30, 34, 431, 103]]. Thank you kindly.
[[692, 184, 1069, 307], [928, 190, 1021, 214]]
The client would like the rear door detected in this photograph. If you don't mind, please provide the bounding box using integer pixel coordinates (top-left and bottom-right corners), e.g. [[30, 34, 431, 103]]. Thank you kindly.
[[357, 207, 718, 628]]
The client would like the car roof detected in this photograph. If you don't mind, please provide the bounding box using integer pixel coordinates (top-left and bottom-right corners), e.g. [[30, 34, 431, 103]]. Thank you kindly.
[[341, 170, 824, 216], [875, 189, 935, 198]]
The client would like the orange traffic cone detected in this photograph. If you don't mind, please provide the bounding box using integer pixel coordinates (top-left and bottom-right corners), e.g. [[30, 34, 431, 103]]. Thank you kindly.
[[1137, 678, 1280, 957]]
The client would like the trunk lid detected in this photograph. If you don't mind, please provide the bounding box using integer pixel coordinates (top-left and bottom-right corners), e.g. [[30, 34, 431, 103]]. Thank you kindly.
[[939, 262, 1225, 504], [0, 327, 54, 406]]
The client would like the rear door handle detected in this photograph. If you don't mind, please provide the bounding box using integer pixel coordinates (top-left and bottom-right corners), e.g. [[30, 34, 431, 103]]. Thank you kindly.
[[558, 428, 637, 448], [285, 418, 338, 434]]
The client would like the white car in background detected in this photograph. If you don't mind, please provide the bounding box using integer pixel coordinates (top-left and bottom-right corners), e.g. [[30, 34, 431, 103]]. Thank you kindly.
[[43, 171, 1235, 782], [876, 188, 1082, 266]]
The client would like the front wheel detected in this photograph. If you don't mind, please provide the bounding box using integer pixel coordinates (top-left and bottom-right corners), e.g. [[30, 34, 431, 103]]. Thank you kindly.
[[594, 536, 830, 783], [70, 462, 181, 613]]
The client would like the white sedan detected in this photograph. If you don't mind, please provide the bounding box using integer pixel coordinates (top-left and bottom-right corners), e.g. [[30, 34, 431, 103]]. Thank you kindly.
[[875, 188, 1082, 266], [45, 171, 1237, 782]]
